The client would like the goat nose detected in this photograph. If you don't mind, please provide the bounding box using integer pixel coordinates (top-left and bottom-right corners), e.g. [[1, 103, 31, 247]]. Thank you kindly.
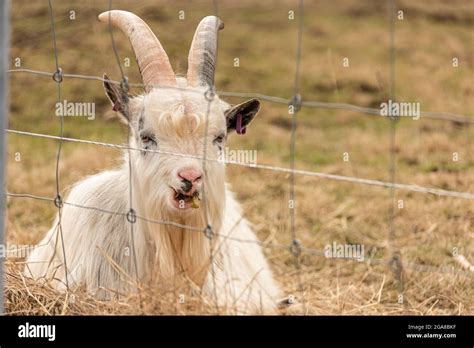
[[178, 168, 202, 183]]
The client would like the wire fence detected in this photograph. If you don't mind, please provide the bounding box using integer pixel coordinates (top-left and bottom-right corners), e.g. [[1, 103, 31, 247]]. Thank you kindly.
[[2, 0, 474, 314], [7, 68, 474, 124]]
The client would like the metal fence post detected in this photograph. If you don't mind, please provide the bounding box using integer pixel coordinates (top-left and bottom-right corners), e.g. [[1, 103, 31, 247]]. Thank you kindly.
[[0, 0, 11, 315]]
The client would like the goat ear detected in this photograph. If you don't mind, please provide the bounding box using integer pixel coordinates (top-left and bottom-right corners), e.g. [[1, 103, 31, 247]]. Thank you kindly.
[[225, 99, 260, 134], [103, 74, 130, 121]]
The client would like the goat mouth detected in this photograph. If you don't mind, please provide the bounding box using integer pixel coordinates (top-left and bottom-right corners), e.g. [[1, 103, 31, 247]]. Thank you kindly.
[[171, 189, 201, 210]]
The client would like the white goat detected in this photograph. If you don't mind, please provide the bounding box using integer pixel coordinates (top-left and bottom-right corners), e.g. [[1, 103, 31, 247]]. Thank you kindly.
[[25, 10, 282, 314]]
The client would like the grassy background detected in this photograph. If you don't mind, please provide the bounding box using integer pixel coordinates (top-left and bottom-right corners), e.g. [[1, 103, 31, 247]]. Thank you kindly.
[[5, 0, 474, 314]]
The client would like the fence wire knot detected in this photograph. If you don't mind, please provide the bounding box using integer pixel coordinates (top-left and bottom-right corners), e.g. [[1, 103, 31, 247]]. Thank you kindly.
[[204, 225, 214, 239], [204, 86, 216, 102], [289, 94, 302, 113], [52, 67, 63, 83], [126, 208, 137, 224], [389, 252, 404, 274], [289, 239, 302, 257], [53, 194, 63, 208], [120, 76, 130, 93]]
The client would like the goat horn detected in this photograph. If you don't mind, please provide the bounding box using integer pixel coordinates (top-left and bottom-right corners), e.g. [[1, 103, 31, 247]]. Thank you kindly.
[[98, 10, 176, 92], [187, 16, 224, 88]]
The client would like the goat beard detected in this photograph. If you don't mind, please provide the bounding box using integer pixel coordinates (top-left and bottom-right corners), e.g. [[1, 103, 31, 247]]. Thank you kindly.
[[134, 181, 225, 288]]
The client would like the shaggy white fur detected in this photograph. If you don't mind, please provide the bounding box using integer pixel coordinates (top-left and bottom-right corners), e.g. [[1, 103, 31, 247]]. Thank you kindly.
[[25, 86, 282, 314], [25, 12, 282, 314]]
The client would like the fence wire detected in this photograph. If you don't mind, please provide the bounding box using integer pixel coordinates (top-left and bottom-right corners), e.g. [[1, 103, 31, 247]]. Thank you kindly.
[[6, 128, 474, 201], [7, 68, 474, 124], [5, 190, 474, 280], [2, 0, 474, 315], [5, 192, 474, 278], [387, 0, 404, 296], [288, 0, 305, 311], [106, 0, 142, 308], [47, 0, 70, 291]]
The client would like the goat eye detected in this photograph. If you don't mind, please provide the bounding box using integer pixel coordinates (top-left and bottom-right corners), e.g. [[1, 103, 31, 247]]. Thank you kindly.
[[213, 134, 225, 144], [140, 134, 156, 145]]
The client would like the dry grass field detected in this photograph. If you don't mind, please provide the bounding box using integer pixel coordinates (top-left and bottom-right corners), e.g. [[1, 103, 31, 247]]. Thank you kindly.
[[4, 0, 473, 315]]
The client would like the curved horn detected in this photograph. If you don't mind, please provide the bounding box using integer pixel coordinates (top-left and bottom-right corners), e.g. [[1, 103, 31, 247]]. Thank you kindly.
[[98, 10, 176, 92], [187, 16, 224, 87]]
